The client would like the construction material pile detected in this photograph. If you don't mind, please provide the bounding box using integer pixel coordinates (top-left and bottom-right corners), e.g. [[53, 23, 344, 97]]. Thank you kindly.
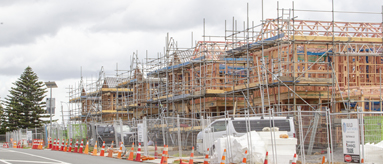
[[211, 131, 297, 164], [362, 141, 383, 163]]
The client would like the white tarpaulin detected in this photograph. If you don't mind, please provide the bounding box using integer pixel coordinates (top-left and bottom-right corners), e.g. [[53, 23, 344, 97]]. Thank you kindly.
[[211, 131, 266, 164], [211, 131, 297, 164], [361, 141, 383, 163]]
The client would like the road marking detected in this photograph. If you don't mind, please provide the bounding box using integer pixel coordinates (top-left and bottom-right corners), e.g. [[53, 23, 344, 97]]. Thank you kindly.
[[1, 159, 59, 163], [1, 149, 70, 164], [0, 159, 11, 164]]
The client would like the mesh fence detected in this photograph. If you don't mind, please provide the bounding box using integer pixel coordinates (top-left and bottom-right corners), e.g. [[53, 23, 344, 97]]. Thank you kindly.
[[3, 111, 383, 164]]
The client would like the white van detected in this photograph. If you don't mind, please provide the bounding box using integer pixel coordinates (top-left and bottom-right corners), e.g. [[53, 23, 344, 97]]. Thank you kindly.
[[196, 116, 295, 154]]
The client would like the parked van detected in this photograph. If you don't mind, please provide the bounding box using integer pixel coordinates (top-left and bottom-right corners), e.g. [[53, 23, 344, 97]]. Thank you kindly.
[[196, 116, 295, 154]]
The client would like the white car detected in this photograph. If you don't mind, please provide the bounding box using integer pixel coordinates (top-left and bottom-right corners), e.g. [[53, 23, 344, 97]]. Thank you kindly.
[[196, 116, 295, 154]]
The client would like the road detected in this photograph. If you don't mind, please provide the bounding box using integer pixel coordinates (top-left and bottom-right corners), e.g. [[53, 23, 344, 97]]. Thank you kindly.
[[0, 148, 139, 164]]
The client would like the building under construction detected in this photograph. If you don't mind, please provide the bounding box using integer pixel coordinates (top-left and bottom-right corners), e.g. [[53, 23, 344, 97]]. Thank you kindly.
[[68, 4, 383, 154]]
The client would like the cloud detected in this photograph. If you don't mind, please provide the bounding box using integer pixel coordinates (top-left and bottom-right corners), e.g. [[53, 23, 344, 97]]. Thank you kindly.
[[0, 0, 382, 124]]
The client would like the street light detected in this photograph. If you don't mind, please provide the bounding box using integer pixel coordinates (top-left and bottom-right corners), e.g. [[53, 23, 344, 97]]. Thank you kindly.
[[45, 81, 57, 143]]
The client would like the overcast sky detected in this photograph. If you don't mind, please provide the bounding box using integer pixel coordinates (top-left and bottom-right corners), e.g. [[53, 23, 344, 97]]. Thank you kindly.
[[0, 0, 382, 124]]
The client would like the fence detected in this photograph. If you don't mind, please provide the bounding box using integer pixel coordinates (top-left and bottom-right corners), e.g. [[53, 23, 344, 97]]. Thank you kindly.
[[3, 110, 383, 164]]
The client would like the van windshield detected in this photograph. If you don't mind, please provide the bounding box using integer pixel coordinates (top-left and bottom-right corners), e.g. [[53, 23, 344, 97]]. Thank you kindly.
[[232, 119, 290, 133]]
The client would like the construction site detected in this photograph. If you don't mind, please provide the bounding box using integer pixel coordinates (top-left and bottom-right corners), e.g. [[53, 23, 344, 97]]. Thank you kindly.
[[59, 2, 383, 164]]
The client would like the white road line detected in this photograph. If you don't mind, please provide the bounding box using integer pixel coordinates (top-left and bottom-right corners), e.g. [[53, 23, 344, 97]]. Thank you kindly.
[[0, 159, 11, 164], [3, 159, 59, 163], [3, 149, 70, 164]]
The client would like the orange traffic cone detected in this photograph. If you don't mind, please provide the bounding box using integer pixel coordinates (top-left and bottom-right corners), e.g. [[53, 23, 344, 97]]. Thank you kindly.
[[68, 139, 73, 152], [361, 158, 364, 163], [64, 139, 68, 152], [321, 156, 325, 164], [73, 139, 79, 153], [110, 141, 114, 149], [100, 141, 105, 157], [92, 141, 98, 156], [220, 149, 227, 164], [203, 148, 210, 164], [154, 142, 158, 159], [241, 150, 247, 164], [160, 145, 166, 164], [188, 146, 195, 164], [83, 141, 89, 154], [40, 140, 44, 150], [135, 143, 142, 162], [264, 151, 269, 164], [56, 139, 61, 151], [78, 139, 84, 153], [48, 137, 52, 149], [107, 141, 114, 158], [292, 153, 297, 164], [127, 142, 135, 161], [60, 139, 64, 151], [37, 140, 40, 150], [52, 139, 56, 151], [116, 142, 123, 159], [162, 145, 169, 164]]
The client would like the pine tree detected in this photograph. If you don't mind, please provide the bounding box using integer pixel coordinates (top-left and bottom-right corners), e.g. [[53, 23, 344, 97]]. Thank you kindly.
[[0, 103, 7, 134], [3, 66, 48, 130]]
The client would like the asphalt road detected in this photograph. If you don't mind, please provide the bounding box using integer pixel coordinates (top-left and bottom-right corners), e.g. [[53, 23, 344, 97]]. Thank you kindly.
[[0, 148, 139, 164]]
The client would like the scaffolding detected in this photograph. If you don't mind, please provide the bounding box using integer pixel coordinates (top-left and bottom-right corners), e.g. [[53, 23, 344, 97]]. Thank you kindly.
[[67, 3, 383, 159]]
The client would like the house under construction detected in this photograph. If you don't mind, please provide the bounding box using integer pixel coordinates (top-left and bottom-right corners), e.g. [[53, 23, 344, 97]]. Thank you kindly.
[[68, 5, 383, 151]]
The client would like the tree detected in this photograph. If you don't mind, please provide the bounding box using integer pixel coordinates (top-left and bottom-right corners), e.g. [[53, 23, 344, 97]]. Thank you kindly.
[[0, 103, 7, 134], [2, 66, 48, 131]]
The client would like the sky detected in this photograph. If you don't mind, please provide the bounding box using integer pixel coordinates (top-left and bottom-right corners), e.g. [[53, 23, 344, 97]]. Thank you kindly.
[[0, 0, 382, 124]]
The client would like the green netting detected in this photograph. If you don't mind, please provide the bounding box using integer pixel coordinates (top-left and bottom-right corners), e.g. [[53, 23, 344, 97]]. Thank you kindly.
[[364, 116, 383, 144]]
